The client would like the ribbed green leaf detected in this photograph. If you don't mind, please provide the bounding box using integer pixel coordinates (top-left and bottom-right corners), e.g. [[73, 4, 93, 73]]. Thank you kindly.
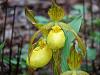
[[61, 30, 70, 71], [25, 7, 37, 23], [0, 42, 5, 51], [25, 7, 43, 29], [60, 16, 83, 72]]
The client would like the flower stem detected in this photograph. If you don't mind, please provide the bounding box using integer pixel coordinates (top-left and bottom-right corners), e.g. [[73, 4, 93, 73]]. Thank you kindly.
[[52, 50, 61, 75]]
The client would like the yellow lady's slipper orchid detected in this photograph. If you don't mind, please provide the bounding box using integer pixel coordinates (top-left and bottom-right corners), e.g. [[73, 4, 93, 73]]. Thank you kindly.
[[47, 25, 65, 50]]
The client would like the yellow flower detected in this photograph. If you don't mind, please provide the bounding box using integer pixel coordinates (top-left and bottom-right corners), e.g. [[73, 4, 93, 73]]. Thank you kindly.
[[27, 40, 52, 69], [47, 25, 65, 50]]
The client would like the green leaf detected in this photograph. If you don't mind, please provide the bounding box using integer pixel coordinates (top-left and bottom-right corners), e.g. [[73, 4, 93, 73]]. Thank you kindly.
[[70, 4, 88, 15], [87, 48, 96, 60], [81, 64, 93, 72], [94, 18, 100, 27], [0, 42, 5, 51], [25, 7, 37, 23], [90, 31, 100, 44], [11, 59, 17, 65], [61, 30, 70, 71], [21, 44, 28, 61], [3, 56, 9, 64], [34, 16, 49, 24], [19, 61, 27, 69], [62, 15, 76, 23], [60, 16, 83, 72], [25, 7, 42, 29]]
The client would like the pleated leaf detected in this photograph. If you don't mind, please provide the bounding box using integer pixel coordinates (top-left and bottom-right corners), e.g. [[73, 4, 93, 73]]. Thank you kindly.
[[60, 16, 83, 72], [25, 7, 42, 29], [25, 7, 37, 23]]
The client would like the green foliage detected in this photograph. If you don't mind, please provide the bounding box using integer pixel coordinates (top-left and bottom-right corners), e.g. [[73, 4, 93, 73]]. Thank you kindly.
[[70, 4, 88, 16], [25, 7, 43, 29], [0, 43, 28, 74], [87, 48, 96, 60], [0, 42, 5, 51], [62, 16, 76, 23], [2, 46, 28, 69], [0, 42, 5, 61], [94, 18, 100, 27], [90, 31, 100, 44], [87, 18, 100, 26], [34, 16, 49, 24], [25, 7, 37, 23], [61, 16, 83, 72], [81, 64, 93, 72]]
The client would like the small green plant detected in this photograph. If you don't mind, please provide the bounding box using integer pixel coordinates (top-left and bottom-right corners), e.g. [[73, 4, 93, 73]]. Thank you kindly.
[[0, 42, 5, 51], [0, 42, 28, 75], [0, 42, 5, 60], [90, 31, 100, 44]]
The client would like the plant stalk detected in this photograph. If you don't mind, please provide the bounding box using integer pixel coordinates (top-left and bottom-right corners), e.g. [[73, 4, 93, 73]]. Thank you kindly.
[[52, 50, 61, 75]]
